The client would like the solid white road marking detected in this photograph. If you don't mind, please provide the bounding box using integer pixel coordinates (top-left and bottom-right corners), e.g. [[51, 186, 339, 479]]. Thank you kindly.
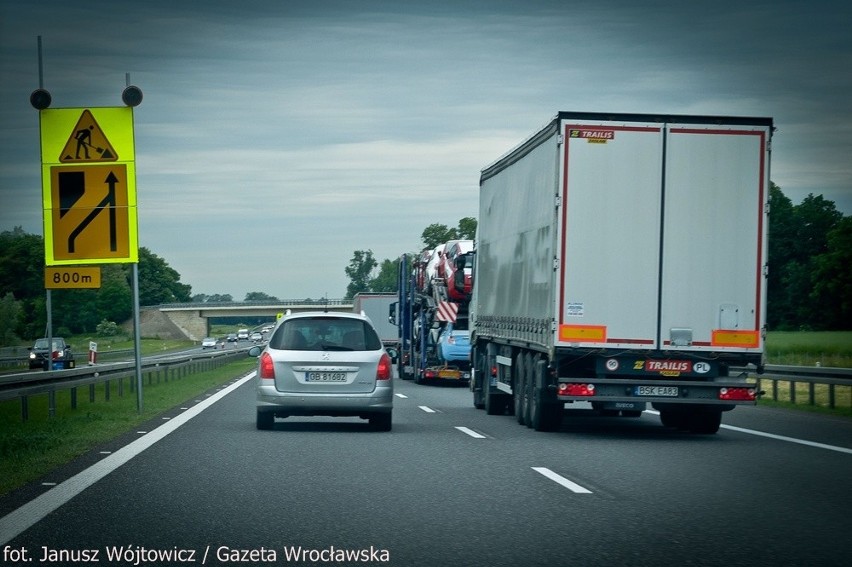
[[0, 372, 256, 546], [721, 424, 852, 455], [532, 467, 593, 494], [644, 410, 852, 455], [455, 426, 486, 439], [419, 406, 436, 413]]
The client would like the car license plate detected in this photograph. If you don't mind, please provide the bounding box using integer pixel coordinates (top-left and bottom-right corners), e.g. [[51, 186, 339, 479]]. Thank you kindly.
[[634, 386, 679, 397], [306, 372, 347, 382]]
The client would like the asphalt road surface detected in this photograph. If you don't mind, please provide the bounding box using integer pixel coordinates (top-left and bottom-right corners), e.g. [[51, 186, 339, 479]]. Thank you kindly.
[[2, 370, 850, 566]]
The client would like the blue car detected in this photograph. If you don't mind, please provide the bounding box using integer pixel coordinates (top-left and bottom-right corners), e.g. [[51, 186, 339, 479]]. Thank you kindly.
[[437, 323, 470, 363]]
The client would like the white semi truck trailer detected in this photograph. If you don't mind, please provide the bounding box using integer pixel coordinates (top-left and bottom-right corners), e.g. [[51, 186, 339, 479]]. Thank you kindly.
[[470, 112, 772, 433]]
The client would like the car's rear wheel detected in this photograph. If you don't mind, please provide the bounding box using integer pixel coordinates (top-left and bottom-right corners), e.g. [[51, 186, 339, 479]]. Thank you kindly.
[[256, 410, 274, 430], [369, 412, 392, 431]]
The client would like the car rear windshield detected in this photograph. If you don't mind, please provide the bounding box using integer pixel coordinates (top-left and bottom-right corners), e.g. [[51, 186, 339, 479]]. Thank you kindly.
[[269, 317, 382, 351]]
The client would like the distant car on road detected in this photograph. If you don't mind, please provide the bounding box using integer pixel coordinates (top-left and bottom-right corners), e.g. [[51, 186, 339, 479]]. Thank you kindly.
[[29, 337, 75, 370], [250, 311, 393, 431], [250, 331, 263, 342], [237, 329, 250, 341], [226, 333, 238, 343], [201, 337, 218, 349]]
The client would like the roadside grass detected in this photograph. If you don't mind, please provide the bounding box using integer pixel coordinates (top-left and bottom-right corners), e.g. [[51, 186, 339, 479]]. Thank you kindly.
[[759, 331, 852, 417], [0, 357, 256, 497], [765, 331, 852, 368]]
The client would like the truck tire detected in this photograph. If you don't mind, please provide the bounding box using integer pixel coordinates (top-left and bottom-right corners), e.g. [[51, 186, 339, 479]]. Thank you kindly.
[[515, 353, 528, 425], [659, 410, 687, 429], [529, 356, 562, 432], [485, 386, 508, 415], [687, 410, 722, 434], [472, 349, 485, 409]]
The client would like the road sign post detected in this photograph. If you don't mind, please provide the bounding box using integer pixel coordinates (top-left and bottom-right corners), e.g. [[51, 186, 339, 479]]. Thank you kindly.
[[38, 103, 143, 410]]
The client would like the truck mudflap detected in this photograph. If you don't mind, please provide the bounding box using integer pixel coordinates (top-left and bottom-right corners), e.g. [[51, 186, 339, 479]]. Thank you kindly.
[[555, 378, 758, 407]]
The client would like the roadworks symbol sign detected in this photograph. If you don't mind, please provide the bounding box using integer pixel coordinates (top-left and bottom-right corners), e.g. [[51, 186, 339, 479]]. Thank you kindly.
[[59, 109, 118, 163]]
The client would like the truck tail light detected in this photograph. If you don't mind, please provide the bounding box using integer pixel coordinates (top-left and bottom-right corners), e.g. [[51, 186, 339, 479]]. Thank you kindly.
[[558, 383, 596, 397], [376, 353, 392, 380], [259, 352, 275, 380], [719, 387, 756, 401]]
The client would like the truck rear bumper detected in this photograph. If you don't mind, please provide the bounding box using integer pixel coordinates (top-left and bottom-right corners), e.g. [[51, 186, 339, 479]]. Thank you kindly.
[[555, 377, 758, 406]]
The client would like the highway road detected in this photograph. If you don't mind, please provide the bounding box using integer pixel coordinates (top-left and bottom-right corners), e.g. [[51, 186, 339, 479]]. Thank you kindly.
[[1, 371, 851, 566]]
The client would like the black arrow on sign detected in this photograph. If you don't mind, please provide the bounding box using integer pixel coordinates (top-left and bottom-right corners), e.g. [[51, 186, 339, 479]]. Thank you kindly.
[[68, 172, 118, 253]]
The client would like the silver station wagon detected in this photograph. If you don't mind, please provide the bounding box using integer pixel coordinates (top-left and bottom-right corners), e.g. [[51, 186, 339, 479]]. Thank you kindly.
[[250, 311, 393, 431]]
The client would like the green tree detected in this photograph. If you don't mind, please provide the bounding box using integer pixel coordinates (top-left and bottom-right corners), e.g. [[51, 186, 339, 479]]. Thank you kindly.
[[420, 223, 456, 249], [134, 247, 192, 306], [370, 259, 398, 293], [345, 250, 378, 299], [457, 217, 477, 240], [810, 217, 852, 329], [420, 218, 477, 250], [767, 188, 844, 330], [0, 292, 21, 346], [245, 291, 279, 301], [96, 265, 133, 324]]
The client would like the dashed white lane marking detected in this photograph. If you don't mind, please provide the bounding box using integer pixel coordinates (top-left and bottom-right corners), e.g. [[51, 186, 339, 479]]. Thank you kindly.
[[0, 372, 256, 546], [455, 426, 486, 439], [644, 410, 852, 455], [418, 406, 436, 413], [532, 467, 593, 494], [395, 393, 408, 399]]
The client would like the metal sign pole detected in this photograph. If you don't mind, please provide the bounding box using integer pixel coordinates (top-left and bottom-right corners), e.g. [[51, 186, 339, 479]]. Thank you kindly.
[[133, 263, 143, 412], [127, 73, 144, 413]]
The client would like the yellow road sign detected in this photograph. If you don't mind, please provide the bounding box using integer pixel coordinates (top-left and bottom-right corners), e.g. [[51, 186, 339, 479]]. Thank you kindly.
[[58, 109, 118, 162], [45, 266, 102, 289], [40, 107, 135, 164], [40, 107, 138, 266], [43, 163, 138, 264]]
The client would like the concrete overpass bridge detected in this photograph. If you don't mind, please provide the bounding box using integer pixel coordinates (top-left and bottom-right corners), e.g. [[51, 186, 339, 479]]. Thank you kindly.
[[140, 299, 354, 341]]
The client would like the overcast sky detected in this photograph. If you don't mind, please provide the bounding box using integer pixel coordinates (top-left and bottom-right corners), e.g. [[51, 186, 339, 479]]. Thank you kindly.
[[1, 0, 850, 301]]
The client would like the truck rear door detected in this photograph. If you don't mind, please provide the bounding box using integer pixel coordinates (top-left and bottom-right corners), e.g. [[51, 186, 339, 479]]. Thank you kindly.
[[556, 119, 768, 354]]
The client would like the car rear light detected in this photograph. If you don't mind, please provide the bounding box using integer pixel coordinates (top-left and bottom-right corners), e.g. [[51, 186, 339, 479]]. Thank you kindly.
[[558, 383, 596, 397], [376, 353, 392, 380], [259, 352, 275, 379], [719, 387, 756, 401]]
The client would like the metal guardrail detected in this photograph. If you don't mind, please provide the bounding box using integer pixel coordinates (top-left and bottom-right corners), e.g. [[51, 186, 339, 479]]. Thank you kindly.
[[0, 347, 253, 421], [747, 365, 852, 410]]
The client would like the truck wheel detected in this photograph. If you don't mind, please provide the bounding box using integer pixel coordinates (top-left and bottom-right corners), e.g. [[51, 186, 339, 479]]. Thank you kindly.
[[484, 386, 508, 415], [485, 353, 507, 415], [472, 350, 485, 409], [659, 410, 687, 429], [472, 375, 485, 409], [687, 410, 722, 434], [515, 353, 528, 425], [529, 356, 561, 432]]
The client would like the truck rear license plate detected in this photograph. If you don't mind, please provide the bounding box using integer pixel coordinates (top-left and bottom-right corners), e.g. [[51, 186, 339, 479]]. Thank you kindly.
[[438, 369, 461, 379], [306, 372, 346, 382], [634, 386, 678, 397]]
